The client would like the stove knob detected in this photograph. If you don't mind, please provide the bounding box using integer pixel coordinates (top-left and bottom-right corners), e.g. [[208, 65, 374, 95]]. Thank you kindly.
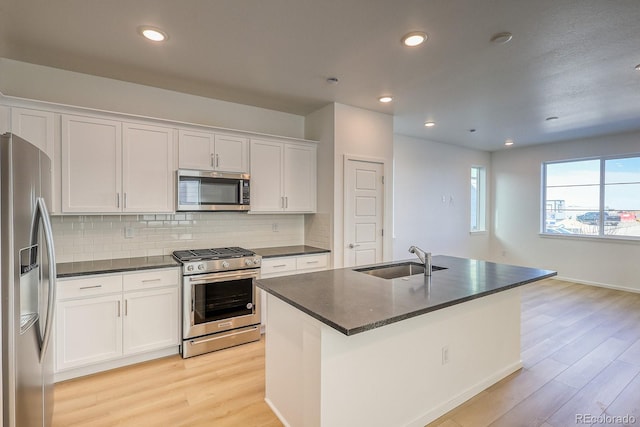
[[186, 265, 194, 272], [245, 259, 253, 266], [222, 261, 230, 268], [197, 264, 205, 271], [253, 257, 260, 265]]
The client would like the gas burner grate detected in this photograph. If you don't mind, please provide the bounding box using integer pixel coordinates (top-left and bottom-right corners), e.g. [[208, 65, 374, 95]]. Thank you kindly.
[[173, 247, 255, 262]]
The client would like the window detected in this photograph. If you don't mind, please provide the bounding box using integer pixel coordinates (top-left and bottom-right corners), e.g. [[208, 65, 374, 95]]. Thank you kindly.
[[471, 166, 486, 232], [542, 154, 640, 238]]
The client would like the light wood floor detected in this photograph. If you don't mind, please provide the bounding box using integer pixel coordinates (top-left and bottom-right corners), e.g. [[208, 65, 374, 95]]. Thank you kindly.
[[53, 278, 640, 427]]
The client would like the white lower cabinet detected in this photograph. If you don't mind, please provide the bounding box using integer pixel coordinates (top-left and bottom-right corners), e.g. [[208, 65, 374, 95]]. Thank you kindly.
[[55, 294, 123, 371], [123, 287, 179, 355], [259, 253, 329, 332], [54, 268, 180, 381]]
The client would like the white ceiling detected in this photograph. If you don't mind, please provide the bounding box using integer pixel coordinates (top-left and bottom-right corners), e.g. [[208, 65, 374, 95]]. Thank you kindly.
[[1, 0, 639, 151]]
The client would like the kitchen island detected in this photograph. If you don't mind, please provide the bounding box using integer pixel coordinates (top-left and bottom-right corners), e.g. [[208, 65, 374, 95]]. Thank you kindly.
[[257, 255, 556, 427]]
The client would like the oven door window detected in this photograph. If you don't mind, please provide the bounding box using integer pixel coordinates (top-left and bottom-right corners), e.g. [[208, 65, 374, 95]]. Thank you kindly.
[[179, 177, 240, 206], [193, 277, 253, 324]]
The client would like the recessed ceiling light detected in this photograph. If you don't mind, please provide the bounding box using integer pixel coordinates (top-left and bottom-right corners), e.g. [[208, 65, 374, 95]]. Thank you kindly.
[[424, 121, 435, 127], [545, 116, 559, 121], [138, 26, 167, 42], [490, 32, 513, 45], [504, 139, 514, 146], [401, 31, 428, 47], [378, 96, 393, 103]]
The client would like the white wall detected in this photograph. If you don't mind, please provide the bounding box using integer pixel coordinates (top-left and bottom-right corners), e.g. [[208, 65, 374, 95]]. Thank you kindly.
[[333, 104, 394, 268], [491, 131, 640, 292], [393, 134, 492, 261], [0, 58, 305, 139], [304, 104, 335, 253]]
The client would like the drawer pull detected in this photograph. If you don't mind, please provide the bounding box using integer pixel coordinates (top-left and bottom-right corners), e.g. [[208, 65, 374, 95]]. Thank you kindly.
[[79, 285, 102, 290], [273, 264, 287, 268], [306, 261, 319, 264], [141, 278, 162, 283]]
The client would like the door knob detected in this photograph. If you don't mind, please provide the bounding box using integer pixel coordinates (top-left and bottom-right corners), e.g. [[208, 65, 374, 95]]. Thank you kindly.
[[348, 243, 361, 249]]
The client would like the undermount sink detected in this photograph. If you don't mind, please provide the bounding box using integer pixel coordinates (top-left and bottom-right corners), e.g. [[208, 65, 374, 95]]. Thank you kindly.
[[354, 262, 447, 280]]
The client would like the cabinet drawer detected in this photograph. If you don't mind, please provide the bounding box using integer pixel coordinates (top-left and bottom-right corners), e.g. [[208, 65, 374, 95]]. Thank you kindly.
[[57, 275, 123, 300], [296, 254, 328, 271], [261, 257, 297, 275], [123, 268, 179, 291]]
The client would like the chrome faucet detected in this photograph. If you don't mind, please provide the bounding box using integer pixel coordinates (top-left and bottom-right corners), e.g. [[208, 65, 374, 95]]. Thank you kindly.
[[408, 246, 432, 276]]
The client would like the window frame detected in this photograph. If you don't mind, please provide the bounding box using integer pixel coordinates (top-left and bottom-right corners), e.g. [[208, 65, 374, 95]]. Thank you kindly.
[[541, 153, 640, 241], [470, 165, 487, 233]]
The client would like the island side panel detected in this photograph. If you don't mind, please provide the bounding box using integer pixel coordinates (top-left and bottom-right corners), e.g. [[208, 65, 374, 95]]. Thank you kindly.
[[319, 288, 523, 427], [265, 294, 322, 427], [265, 288, 522, 427]]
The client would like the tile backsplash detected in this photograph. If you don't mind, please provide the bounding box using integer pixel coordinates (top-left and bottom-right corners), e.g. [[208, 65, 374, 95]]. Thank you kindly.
[[52, 213, 306, 263], [304, 213, 331, 250]]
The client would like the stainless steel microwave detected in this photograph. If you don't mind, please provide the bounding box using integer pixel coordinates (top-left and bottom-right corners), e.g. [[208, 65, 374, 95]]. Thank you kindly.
[[177, 170, 250, 211]]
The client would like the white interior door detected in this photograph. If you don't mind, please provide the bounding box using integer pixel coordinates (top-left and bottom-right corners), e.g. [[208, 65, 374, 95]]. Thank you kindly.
[[344, 159, 384, 267]]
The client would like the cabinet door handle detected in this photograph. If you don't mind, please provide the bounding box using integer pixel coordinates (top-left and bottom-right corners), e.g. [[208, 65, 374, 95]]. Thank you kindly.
[[285, 196, 288, 209], [117, 300, 121, 317], [116, 193, 120, 208], [124, 193, 127, 209], [79, 285, 102, 290], [124, 299, 128, 316], [216, 153, 220, 168], [281, 197, 284, 208], [210, 153, 215, 167]]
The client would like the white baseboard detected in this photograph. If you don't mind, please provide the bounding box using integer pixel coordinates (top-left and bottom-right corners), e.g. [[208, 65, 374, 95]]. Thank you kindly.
[[406, 360, 523, 427], [555, 275, 640, 294], [264, 397, 292, 427], [54, 346, 179, 382]]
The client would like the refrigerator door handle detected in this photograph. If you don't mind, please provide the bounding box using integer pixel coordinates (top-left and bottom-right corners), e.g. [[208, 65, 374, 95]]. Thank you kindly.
[[35, 197, 57, 362]]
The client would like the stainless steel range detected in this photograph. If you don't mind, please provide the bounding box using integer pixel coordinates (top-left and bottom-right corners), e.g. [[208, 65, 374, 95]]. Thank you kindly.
[[173, 247, 262, 358]]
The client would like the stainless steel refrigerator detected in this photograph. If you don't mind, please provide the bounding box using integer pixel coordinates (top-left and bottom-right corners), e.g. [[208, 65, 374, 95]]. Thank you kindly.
[[1, 133, 57, 427]]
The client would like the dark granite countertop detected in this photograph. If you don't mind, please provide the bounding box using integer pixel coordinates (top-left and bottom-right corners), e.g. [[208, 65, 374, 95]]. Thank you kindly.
[[57, 255, 180, 278], [257, 255, 556, 336], [250, 245, 330, 259]]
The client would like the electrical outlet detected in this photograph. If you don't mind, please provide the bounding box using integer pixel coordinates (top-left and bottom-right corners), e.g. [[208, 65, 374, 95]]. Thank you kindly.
[[442, 345, 449, 365], [125, 227, 135, 239], [272, 223, 279, 232]]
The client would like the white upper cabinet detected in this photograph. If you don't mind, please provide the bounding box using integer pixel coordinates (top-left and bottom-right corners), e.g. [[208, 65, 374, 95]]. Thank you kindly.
[[62, 115, 122, 213], [122, 123, 174, 213], [10, 107, 58, 212], [61, 114, 174, 213], [10, 107, 55, 158], [0, 105, 10, 134], [284, 143, 316, 212], [178, 129, 248, 172], [250, 139, 284, 212], [250, 138, 316, 213]]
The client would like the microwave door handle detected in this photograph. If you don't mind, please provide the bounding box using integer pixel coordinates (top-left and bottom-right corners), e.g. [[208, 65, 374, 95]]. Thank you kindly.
[[239, 181, 243, 204]]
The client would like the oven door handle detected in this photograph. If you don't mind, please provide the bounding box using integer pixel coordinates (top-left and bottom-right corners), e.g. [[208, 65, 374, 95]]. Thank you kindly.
[[187, 269, 258, 285]]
